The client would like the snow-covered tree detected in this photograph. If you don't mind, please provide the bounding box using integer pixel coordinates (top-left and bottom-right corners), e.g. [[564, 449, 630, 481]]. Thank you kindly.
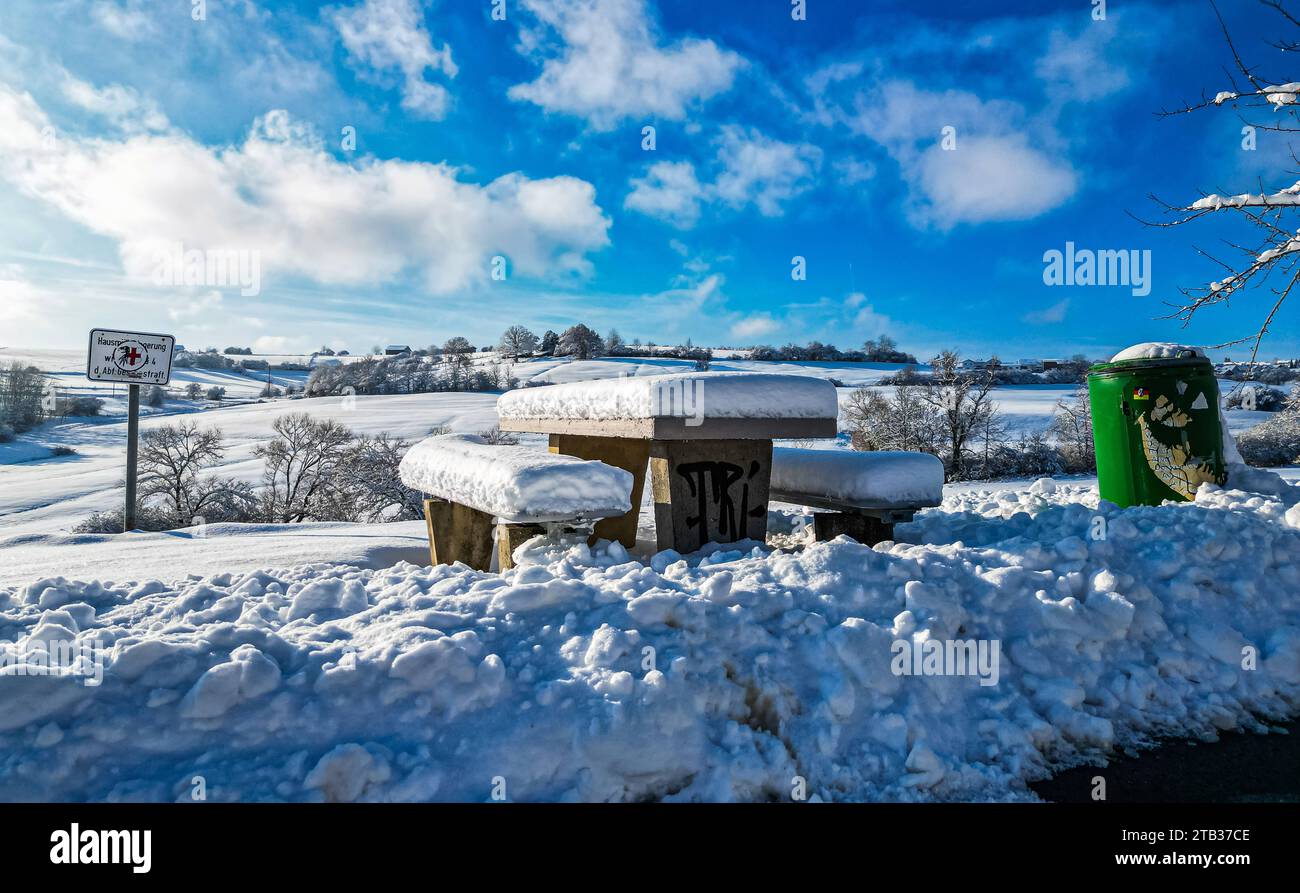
[[605, 328, 625, 355], [498, 325, 539, 360], [1153, 2, 1300, 361], [556, 324, 605, 360], [540, 330, 560, 355]]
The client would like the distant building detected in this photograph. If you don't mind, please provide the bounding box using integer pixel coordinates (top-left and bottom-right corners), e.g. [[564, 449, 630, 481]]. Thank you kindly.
[[385, 345, 412, 356]]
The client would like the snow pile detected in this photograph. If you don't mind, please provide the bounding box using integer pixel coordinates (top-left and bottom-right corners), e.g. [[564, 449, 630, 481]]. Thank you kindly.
[[2, 480, 1298, 802], [1109, 343, 1206, 362], [496, 372, 839, 421], [398, 434, 632, 522], [771, 448, 944, 506]]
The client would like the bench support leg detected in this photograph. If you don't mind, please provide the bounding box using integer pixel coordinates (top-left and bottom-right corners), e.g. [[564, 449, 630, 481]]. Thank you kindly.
[[497, 522, 548, 571], [650, 439, 772, 554], [813, 512, 894, 546], [424, 498, 495, 571], [548, 434, 649, 549]]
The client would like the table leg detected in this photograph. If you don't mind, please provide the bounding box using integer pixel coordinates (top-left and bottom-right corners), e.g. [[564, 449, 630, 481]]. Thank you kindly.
[[548, 433, 649, 548], [424, 498, 495, 571], [649, 439, 773, 553]]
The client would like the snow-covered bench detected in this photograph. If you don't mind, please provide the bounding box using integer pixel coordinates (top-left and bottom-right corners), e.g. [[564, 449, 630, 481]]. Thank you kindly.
[[399, 434, 633, 571], [770, 449, 944, 545]]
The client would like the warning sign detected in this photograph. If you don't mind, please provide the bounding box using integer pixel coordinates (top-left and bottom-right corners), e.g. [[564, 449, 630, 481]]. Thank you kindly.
[[87, 328, 176, 385]]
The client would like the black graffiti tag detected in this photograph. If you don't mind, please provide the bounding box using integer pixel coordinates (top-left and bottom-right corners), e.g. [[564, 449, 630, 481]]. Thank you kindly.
[[676, 459, 766, 548]]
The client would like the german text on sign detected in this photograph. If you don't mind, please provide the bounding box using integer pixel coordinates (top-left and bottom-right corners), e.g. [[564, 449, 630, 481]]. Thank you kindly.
[[87, 329, 176, 386]]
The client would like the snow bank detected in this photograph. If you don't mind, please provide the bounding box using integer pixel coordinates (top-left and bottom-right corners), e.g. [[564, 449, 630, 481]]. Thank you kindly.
[[771, 449, 944, 506], [398, 434, 632, 522], [2, 481, 1298, 802], [496, 372, 839, 421], [1110, 343, 1206, 362]]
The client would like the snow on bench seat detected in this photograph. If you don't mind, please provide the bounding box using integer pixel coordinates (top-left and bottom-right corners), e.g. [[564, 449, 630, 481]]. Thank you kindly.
[[771, 448, 944, 510], [398, 434, 633, 524], [496, 372, 840, 439]]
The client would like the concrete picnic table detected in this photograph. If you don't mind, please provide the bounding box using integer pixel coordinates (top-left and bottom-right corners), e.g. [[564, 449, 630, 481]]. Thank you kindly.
[[496, 372, 840, 553]]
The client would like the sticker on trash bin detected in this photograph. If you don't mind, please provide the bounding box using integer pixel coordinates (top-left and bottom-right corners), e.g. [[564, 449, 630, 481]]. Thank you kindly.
[[1132, 387, 1150, 400]]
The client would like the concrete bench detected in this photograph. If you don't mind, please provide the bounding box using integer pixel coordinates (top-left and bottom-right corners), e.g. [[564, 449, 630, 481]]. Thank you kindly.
[[398, 434, 633, 571], [770, 448, 944, 545], [498, 372, 839, 552]]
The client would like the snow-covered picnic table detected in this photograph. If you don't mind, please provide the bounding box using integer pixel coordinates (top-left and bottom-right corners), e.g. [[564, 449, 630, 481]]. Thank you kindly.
[[497, 372, 840, 552]]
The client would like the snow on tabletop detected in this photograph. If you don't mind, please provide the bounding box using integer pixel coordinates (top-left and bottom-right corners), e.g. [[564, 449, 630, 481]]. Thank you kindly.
[[496, 372, 839, 421], [772, 449, 944, 506], [1110, 342, 1206, 362], [2, 477, 1299, 802], [398, 434, 632, 522]]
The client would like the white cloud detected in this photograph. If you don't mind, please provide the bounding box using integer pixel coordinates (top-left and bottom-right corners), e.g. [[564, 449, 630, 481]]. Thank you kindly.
[[713, 126, 821, 217], [0, 89, 611, 296], [91, 1, 158, 42], [0, 265, 42, 325], [1023, 297, 1069, 325], [509, 0, 743, 130], [1035, 26, 1131, 102], [168, 290, 224, 322], [61, 75, 169, 133], [625, 128, 820, 229], [332, 0, 458, 120], [731, 313, 778, 340], [851, 80, 1077, 228], [624, 160, 704, 228]]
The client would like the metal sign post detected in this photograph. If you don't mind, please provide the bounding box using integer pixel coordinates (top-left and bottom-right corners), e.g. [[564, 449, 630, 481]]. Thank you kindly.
[[125, 384, 140, 531], [86, 328, 177, 533]]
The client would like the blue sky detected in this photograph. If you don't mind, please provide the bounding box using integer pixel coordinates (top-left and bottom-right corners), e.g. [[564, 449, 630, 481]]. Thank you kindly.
[[0, 0, 1297, 361]]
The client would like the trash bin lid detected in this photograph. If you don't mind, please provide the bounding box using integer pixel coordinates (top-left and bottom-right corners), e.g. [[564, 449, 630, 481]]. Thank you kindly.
[[1088, 342, 1212, 377]]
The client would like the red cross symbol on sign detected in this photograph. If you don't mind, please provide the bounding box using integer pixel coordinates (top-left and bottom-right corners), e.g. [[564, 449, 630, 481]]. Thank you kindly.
[[125, 347, 141, 364]]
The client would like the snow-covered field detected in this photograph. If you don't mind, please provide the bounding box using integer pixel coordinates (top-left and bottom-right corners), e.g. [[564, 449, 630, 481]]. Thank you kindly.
[[2, 349, 1299, 802], [0, 352, 1271, 539]]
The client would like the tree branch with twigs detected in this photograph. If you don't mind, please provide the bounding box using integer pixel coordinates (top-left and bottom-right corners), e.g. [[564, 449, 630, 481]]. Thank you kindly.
[[1144, 0, 1300, 365]]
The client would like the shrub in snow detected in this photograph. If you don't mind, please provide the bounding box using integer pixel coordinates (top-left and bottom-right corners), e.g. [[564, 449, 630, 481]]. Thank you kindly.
[[1236, 411, 1300, 466], [1225, 383, 1289, 412]]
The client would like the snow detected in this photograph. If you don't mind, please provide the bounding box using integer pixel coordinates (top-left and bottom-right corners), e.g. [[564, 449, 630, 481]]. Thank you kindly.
[[398, 434, 633, 522], [497, 371, 839, 421], [1109, 343, 1206, 362], [771, 448, 945, 507], [0, 522, 431, 591], [1, 479, 1298, 802]]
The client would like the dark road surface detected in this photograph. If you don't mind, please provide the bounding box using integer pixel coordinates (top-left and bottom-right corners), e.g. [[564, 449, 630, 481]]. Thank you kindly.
[[1031, 720, 1300, 802]]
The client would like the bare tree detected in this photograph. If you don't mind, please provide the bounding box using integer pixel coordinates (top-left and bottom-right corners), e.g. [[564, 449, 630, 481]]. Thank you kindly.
[[1048, 387, 1096, 473], [845, 382, 944, 456], [256, 413, 353, 523], [1149, 1, 1300, 363], [919, 352, 1002, 481]]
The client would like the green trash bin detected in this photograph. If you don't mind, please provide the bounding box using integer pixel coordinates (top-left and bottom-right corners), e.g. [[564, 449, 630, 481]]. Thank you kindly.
[[1087, 348, 1227, 507]]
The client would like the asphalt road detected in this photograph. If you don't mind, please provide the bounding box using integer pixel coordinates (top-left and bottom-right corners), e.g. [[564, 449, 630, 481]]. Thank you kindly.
[[1031, 720, 1300, 802]]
